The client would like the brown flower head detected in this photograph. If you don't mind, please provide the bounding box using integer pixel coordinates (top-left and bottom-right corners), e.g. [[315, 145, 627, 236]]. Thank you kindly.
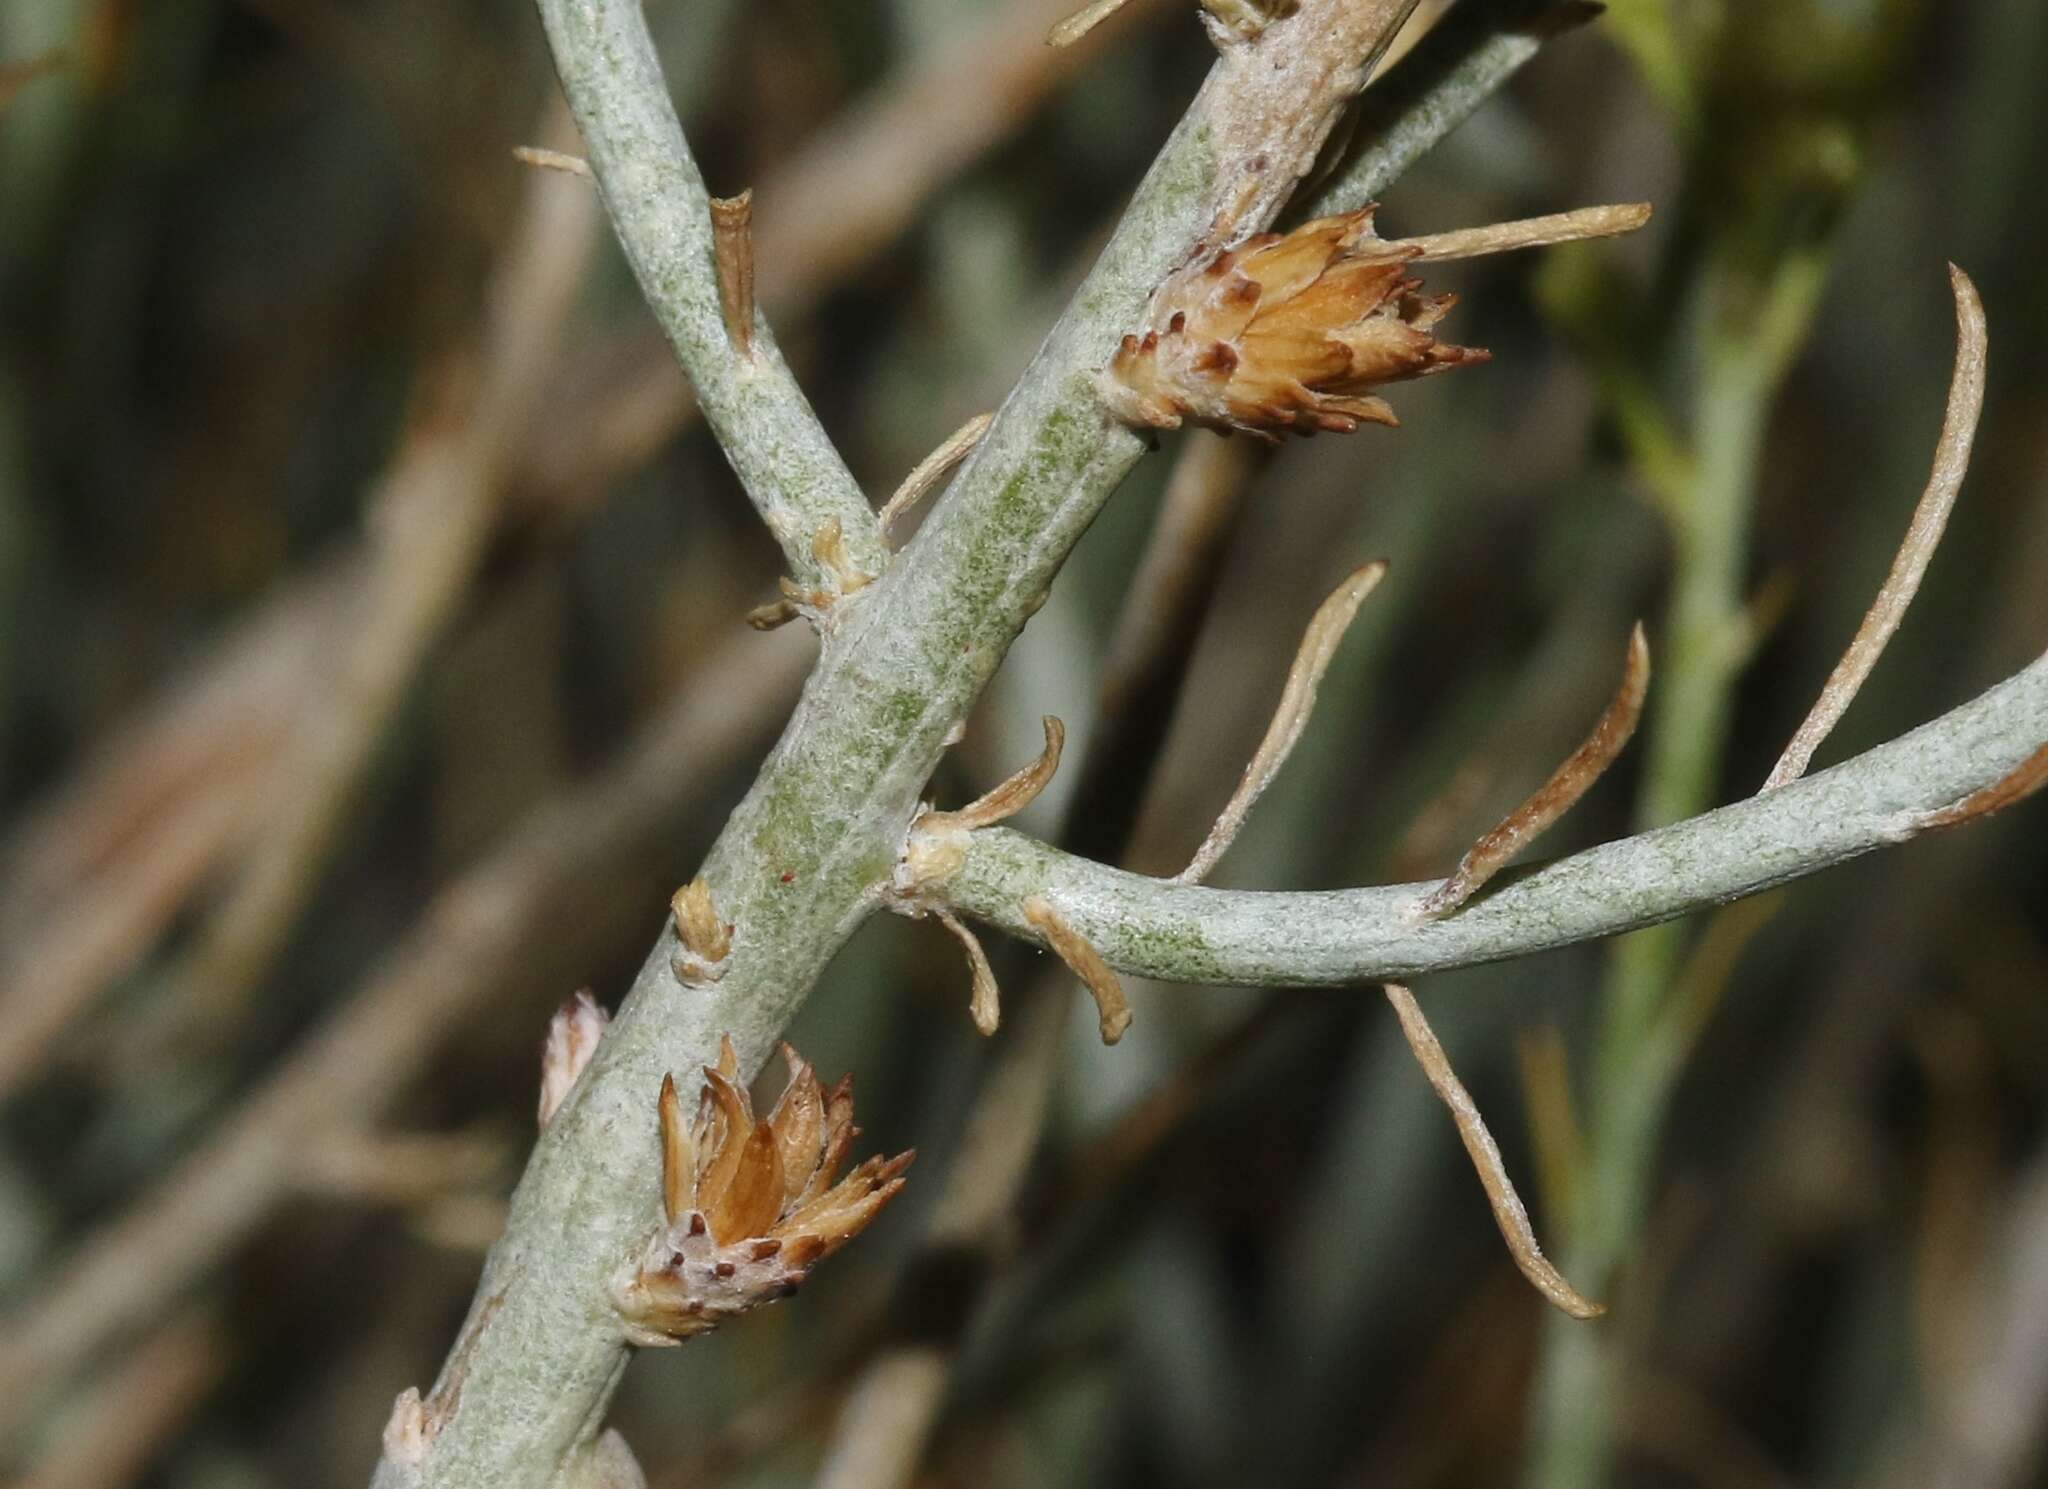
[[613, 1037, 912, 1346], [1100, 206, 1486, 438]]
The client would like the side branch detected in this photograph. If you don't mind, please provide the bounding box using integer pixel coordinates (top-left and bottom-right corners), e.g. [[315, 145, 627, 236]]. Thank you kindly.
[[936, 651, 2048, 986], [534, 0, 887, 588]]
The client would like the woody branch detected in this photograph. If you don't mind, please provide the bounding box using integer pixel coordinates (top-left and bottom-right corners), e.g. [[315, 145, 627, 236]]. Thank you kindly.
[[372, 0, 1428, 1484]]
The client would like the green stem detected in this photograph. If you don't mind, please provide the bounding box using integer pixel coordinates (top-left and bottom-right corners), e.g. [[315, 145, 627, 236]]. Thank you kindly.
[[1526, 241, 1834, 1489]]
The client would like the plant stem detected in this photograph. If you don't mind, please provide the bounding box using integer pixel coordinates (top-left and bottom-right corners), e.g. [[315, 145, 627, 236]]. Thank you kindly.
[[932, 647, 2047, 984], [372, 2, 1420, 1483], [1525, 241, 1835, 1489]]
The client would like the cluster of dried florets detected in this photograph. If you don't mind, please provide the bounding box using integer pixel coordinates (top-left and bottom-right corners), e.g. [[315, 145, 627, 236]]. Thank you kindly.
[[612, 1038, 912, 1346], [1100, 205, 1485, 439]]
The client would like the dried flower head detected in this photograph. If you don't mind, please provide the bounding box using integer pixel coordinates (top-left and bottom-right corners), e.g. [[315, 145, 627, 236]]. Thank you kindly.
[[1101, 206, 1486, 439], [613, 1037, 912, 1346]]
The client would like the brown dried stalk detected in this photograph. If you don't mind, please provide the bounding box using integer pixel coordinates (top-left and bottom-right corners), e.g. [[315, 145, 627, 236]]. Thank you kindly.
[[1177, 561, 1386, 883], [1022, 896, 1132, 1044], [920, 717, 1066, 834], [1385, 201, 1652, 262], [1763, 266, 1989, 790], [1047, 0, 1139, 47], [1913, 738, 2048, 831], [512, 145, 594, 179], [878, 411, 993, 535], [709, 190, 758, 359], [537, 989, 610, 1128], [1382, 983, 1603, 1319], [934, 909, 1002, 1036], [1417, 623, 1650, 919]]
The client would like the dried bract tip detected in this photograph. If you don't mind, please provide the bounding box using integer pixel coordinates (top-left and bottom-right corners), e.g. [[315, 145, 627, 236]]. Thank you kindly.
[[1417, 623, 1651, 920], [615, 1043, 913, 1345], [383, 1387, 430, 1468], [1047, 0, 1135, 47], [1384, 983, 1603, 1320], [745, 597, 801, 631], [709, 190, 757, 359], [1915, 739, 2048, 833], [538, 989, 610, 1128], [879, 411, 993, 536], [811, 517, 875, 599], [1101, 207, 1486, 439], [1201, 0, 1300, 44], [670, 877, 733, 984], [511, 145, 594, 180], [936, 908, 1002, 1035], [1178, 560, 1386, 884], [920, 716, 1066, 834], [1023, 895, 1132, 1044]]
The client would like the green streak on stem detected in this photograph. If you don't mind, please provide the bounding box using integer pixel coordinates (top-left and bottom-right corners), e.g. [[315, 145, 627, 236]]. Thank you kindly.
[[1526, 240, 1835, 1489]]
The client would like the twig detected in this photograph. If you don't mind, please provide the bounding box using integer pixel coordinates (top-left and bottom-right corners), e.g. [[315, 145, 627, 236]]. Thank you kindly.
[[878, 412, 992, 536], [1175, 561, 1387, 884], [1386, 202, 1652, 261], [1763, 266, 1990, 790], [1416, 624, 1650, 919], [376, 0, 1625, 1479], [934, 647, 2048, 987], [0, 0, 1158, 1088], [1383, 983, 1603, 1318], [537, 1, 886, 589], [0, 628, 810, 1433]]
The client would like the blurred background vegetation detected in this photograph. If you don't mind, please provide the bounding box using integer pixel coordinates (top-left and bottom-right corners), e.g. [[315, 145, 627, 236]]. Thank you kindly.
[[3, 0, 2047, 1485]]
